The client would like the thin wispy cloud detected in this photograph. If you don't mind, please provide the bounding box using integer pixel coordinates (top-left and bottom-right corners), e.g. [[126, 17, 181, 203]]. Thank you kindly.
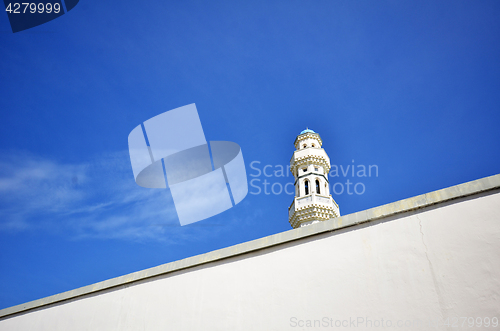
[[0, 150, 180, 241]]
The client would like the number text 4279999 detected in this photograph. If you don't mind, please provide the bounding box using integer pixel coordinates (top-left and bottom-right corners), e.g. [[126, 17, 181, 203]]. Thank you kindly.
[[6, 3, 62, 14]]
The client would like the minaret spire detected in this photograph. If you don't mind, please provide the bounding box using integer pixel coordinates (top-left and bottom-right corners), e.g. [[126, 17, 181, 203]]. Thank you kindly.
[[288, 129, 340, 228]]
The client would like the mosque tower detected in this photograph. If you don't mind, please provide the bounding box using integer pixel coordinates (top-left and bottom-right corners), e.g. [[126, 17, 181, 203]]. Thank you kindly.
[[288, 129, 340, 228]]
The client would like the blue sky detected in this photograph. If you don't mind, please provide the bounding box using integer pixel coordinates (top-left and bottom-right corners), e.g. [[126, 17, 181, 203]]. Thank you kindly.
[[1, 0, 499, 309]]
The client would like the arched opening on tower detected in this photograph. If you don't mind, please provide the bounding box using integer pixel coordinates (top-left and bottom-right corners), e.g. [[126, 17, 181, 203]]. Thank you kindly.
[[316, 179, 320, 194], [305, 180, 309, 195]]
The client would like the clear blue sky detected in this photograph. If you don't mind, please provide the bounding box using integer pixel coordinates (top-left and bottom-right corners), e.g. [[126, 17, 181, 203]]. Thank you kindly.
[[1, 0, 499, 309]]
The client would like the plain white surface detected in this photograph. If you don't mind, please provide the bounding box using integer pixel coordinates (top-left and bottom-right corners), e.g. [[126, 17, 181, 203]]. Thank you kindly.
[[1, 192, 499, 330]]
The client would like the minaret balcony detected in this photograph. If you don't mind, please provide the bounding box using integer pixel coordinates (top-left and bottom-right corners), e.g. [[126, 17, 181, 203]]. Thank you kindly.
[[288, 193, 340, 228], [290, 148, 330, 166]]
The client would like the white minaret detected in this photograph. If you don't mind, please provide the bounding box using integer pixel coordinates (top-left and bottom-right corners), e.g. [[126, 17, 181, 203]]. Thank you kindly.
[[288, 129, 340, 228]]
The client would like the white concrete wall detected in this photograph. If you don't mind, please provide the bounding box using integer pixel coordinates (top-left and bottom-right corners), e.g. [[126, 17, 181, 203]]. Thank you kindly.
[[1, 191, 499, 330]]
